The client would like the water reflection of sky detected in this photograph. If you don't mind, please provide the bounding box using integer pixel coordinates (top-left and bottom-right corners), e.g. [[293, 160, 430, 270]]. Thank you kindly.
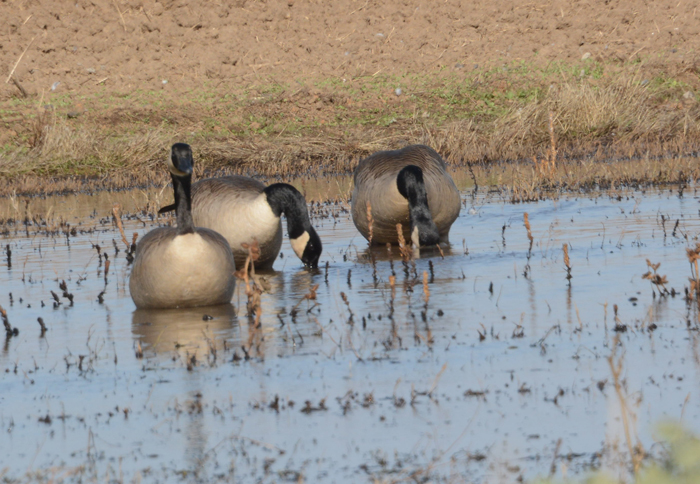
[[0, 185, 698, 482]]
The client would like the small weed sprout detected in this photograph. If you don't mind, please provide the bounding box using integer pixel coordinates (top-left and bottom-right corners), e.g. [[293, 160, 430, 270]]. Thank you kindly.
[[563, 243, 572, 284], [236, 239, 264, 328], [642, 259, 669, 297]]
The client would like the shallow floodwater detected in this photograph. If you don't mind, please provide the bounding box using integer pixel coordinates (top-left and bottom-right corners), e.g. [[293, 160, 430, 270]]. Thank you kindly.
[[0, 181, 699, 483]]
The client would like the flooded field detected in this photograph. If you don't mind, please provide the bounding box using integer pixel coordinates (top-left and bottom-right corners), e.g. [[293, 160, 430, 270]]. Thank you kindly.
[[0, 175, 699, 483]]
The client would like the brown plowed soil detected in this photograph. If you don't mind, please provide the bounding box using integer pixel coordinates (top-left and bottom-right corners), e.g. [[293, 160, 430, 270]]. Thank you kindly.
[[1, 0, 698, 98]]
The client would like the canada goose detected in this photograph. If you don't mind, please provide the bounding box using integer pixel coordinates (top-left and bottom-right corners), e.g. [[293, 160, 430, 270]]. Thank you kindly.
[[351, 144, 461, 247], [129, 144, 236, 309], [159, 176, 322, 270]]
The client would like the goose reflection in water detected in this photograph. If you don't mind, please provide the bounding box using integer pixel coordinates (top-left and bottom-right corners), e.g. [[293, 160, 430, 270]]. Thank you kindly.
[[132, 304, 239, 476], [131, 303, 239, 360]]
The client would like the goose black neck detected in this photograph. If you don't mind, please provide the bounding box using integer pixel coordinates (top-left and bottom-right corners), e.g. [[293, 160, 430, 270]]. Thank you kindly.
[[396, 165, 439, 245], [173, 174, 195, 235], [397, 165, 431, 216], [264, 183, 310, 239]]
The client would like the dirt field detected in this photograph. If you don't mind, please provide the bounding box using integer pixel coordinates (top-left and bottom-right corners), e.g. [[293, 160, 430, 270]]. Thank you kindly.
[[3, 0, 699, 95], [1, 0, 699, 189]]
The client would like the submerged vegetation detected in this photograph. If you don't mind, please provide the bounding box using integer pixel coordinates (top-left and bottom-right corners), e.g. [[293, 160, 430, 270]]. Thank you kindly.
[[538, 423, 700, 484], [1, 59, 699, 196]]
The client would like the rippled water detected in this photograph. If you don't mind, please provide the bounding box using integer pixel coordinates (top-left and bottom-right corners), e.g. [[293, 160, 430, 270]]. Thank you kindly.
[[0, 180, 699, 483]]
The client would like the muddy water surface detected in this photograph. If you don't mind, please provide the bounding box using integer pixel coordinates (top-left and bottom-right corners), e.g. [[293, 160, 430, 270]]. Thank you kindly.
[[0, 180, 699, 483]]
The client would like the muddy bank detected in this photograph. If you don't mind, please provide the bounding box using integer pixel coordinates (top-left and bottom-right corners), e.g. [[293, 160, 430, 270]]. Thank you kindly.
[[2, 1, 700, 193]]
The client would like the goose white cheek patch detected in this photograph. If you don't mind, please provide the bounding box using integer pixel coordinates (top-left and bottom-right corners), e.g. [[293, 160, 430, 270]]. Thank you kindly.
[[290, 231, 310, 259], [166, 157, 190, 177], [411, 226, 420, 247]]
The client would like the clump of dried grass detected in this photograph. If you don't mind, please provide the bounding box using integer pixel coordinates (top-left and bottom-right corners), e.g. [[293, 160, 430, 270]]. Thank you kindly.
[[533, 112, 557, 178], [1, 110, 168, 178], [430, 78, 700, 199], [1, 73, 699, 197]]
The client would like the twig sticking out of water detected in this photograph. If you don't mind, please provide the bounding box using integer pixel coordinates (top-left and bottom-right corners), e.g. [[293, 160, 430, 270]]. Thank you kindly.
[[563, 243, 572, 285], [549, 438, 562, 477], [686, 244, 700, 303], [523, 212, 534, 246], [366, 201, 374, 246], [94, 244, 102, 267], [292, 284, 319, 314], [340, 292, 354, 325], [369, 250, 378, 287], [389, 275, 396, 317], [186, 352, 197, 371], [128, 233, 138, 262], [104, 258, 110, 284], [607, 335, 645, 475], [112, 204, 129, 248], [642, 259, 669, 297], [396, 223, 417, 280], [1, 305, 17, 337], [5, 244, 11, 269], [672, 219, 680, 238], [523, 212, 533, 277], [524, 213, 533, 248], [50, 290, 61, 308], [135, 341, 143, 359], [37, 317, 46, 336], [467, 161, 478, 199], [112, 204, 137, 263], [420, 271, 434, 344], [59, 280, 74, 306], [422, 271, 430, 306], [435, 243, 444, 259], [236, 240, 263, 328], [660, 214, 667, 241], [396, 223, 411, 261], [387, 275, 402, 347], [428, 363, 447, 398]]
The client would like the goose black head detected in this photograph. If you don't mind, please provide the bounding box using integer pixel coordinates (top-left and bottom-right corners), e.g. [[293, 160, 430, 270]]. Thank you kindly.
[[264, 183, 323, 269], [290, 226, 322, 269], [168, 143, 194, 178], [396, 165, 440, 247]]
